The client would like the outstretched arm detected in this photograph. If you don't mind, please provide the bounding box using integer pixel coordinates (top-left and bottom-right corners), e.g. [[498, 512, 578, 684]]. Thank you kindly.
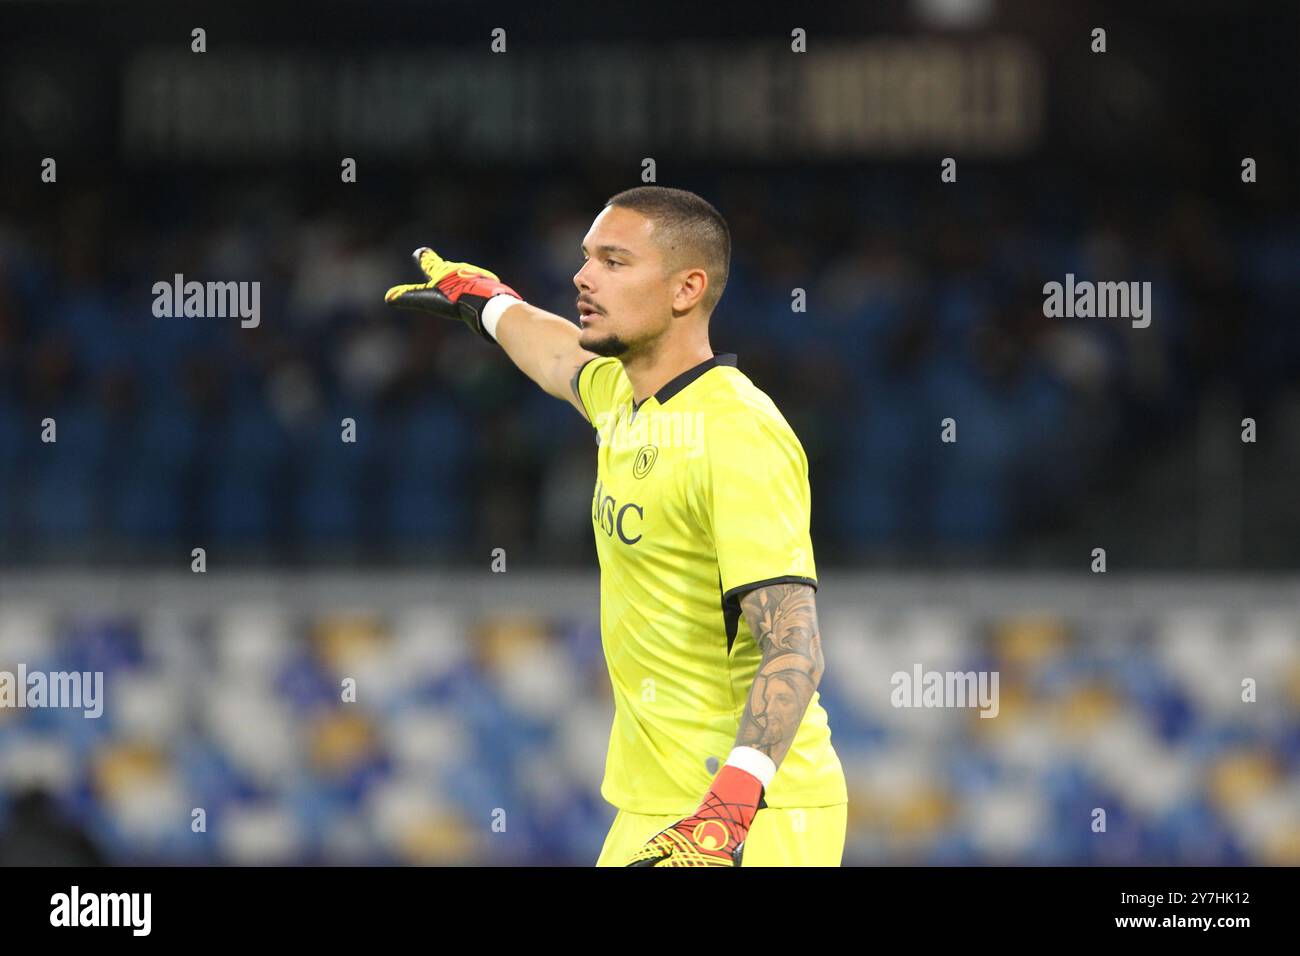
[[385, 247, 598, 421], [493, 301, 600, 422]]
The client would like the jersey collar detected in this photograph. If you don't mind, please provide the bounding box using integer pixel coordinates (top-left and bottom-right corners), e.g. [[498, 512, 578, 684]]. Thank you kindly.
[[631, 352, 738, 413]]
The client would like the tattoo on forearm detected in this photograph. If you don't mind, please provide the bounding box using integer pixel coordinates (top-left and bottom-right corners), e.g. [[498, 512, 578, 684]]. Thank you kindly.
[[735, 583, 824, 767]]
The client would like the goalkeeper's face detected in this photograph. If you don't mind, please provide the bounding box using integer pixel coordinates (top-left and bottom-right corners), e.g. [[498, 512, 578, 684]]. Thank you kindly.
[[574, 206, 691, 359]]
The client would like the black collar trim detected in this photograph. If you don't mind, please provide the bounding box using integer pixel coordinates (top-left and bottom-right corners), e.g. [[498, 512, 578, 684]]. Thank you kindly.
[[632, 352, 738, 412]]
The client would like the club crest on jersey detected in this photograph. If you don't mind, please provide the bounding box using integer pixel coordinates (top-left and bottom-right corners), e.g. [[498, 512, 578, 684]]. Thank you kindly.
[[633, 444, 658, 479]]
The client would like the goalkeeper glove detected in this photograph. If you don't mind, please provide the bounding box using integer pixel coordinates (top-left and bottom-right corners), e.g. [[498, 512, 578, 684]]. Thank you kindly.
[[384, 247, 521, 344], [626, 748, 774, 867]]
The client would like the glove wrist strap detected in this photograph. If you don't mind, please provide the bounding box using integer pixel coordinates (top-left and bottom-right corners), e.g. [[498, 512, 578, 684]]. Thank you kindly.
[[725, 746, 776, 787], [481, 294, 524, 342]]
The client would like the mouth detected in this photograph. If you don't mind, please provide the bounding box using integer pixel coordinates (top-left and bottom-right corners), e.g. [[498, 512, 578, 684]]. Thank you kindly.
[[578, 303, 601, 326]]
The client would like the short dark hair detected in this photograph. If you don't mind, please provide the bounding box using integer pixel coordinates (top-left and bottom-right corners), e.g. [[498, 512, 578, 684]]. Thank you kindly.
[[604, 186, 731, 315]]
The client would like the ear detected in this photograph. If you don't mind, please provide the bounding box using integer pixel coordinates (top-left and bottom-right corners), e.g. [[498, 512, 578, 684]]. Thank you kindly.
[[672, 267, 709, 312]]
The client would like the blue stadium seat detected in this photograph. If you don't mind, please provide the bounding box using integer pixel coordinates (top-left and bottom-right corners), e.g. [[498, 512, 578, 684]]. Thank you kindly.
[[381, 399, 469, 544], [294, 409, 372, 544], [29, 406, 110, 539], [206, 408, 287, 543]]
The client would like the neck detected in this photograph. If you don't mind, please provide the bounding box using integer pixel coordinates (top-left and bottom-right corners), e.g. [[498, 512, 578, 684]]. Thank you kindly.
[[623, 335, 714, 407]]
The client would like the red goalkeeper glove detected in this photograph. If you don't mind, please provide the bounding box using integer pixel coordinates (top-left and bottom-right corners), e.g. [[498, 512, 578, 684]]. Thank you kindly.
[[626, 748, 775, 867], [384, 247, 521, 344]]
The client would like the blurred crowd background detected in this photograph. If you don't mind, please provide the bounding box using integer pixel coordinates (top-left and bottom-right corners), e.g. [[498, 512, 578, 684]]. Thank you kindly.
[[0, 0, 1296, 568], [2, 166, 1299, 567], [0, 0, 1297, 865]]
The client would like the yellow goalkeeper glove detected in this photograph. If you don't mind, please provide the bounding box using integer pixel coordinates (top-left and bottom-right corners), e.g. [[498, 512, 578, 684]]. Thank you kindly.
[[384, 247, 521, 344]]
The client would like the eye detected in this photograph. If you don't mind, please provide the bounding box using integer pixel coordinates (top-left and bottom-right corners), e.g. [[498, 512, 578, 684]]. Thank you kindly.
[[605, 258, 622, 268]]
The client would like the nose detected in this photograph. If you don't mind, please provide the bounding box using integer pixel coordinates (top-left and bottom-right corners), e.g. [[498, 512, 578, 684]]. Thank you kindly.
[[574, 259, 595, 292]]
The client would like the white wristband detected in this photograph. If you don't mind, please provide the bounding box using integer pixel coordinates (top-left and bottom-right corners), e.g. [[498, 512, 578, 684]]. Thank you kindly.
[[481, 294, 523, 341], [725, 746, 776, 788]]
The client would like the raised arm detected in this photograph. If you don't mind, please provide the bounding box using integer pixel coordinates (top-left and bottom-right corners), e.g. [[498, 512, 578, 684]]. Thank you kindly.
[[493, 301, 600, 422], [385, 247, 598, 421]]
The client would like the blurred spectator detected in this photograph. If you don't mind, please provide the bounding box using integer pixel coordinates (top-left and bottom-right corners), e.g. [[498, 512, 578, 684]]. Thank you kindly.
[[2, 169, 1297, 566]]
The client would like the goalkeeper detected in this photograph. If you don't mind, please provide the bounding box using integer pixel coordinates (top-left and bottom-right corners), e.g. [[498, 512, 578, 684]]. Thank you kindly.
[[386, 186, 848, 866]]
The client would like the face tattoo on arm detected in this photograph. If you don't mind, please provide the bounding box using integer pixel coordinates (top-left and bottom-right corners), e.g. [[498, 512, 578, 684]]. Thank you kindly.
[[735, 582, 824, 767]]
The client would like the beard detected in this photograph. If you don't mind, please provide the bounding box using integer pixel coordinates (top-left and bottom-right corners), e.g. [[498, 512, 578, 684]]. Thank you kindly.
[[580, 330, 630, 357]]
